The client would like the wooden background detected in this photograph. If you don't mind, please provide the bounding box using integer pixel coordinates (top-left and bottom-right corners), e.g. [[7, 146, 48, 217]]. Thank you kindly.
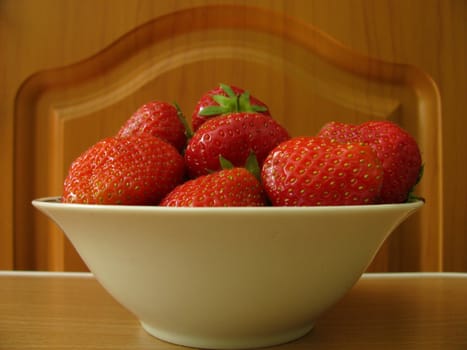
[[1, 0, 465, 272]]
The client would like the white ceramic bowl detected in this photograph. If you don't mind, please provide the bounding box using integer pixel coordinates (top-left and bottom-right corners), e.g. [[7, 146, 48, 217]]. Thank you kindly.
[[33, 197, 423, 349]]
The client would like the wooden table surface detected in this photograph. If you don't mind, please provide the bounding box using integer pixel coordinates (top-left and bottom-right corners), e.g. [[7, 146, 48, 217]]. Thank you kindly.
[[0, 272, 466, 349]]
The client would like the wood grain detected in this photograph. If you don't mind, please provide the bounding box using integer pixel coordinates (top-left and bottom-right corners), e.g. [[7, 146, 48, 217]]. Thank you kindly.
[[0, 273, 466, 349], [1, 0, 466, 272]]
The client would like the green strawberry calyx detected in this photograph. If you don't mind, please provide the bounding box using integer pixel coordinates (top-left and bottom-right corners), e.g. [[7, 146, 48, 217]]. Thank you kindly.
[[407, 164, 425, 203], [173, 101, 193, 140], [219, 152, 261, 182], [199, 83, 268, 116]]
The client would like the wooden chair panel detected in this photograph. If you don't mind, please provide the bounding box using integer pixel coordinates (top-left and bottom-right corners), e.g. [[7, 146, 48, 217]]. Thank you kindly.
[[15, 5, 442, 271]]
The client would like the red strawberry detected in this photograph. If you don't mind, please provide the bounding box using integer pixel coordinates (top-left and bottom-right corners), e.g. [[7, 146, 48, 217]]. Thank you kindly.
[[117, 101, 188, 152], [62, 135, 185, 205], [261, 137, 384, 206], [318, 121, 422, 203], [185, 112, 290, 178], [160, 166, 266, 207], [316, 121, 360, 143], [191, 83, 270, 131]]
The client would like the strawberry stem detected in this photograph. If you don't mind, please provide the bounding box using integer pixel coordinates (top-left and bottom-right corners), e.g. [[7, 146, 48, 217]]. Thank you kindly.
[[173, 101, 193, 140]]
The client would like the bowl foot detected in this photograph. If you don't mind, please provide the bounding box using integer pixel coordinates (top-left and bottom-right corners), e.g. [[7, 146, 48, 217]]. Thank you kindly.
[[140, 321, 314, 349]]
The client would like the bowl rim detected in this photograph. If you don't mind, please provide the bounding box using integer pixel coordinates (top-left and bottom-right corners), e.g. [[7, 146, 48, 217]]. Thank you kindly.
[[32, 196, 425, 214]]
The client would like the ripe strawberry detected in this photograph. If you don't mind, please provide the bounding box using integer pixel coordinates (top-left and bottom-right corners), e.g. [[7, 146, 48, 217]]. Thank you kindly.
[[318, 121, 422, 203], [185, 112, 290, 178], [261, 137, 384, 206], [160, 166, 266, 207], [62, 135, 185, 205], [316, 121, 360, 143], [191, 83, 270, 131], [117, 101, 188, 152]]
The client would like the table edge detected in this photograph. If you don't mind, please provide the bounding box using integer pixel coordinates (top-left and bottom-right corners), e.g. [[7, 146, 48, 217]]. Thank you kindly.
[[0, 270, 94, 278], [362, 272, 467, 279], [0, 271, 466, 279]]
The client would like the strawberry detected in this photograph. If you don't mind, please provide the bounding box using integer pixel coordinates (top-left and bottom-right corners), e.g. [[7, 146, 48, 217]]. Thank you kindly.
[[184, 112, 290, 178], [117, 101, 188, 152], [261, 137, 384, 206], [160, 164, 266, 207], [62, 135, 185, 205], [316, 121, 360, 143], [318, 121, 422, 203], [191, 83, 270, 131]]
